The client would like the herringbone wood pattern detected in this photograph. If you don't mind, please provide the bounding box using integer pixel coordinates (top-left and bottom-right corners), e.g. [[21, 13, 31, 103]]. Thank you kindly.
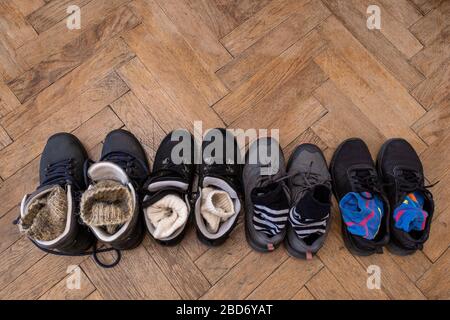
[[0, 0, 449, 300]]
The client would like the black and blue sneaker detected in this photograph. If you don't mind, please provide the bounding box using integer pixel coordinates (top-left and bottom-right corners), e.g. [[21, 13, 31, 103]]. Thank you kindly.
[[377, 138, 435, 255], [330, 138, 389, 256]]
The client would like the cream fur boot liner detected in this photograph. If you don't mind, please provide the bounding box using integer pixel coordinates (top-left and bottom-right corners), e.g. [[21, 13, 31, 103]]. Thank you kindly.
[[80, 180, 133, 235], [20, 186, 67, 241], [145, 195, 188, 239], [201, 187, 235, 233]]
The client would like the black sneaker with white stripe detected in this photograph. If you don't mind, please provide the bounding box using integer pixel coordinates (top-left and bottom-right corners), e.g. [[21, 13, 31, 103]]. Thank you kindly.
[[244, 137, 290, 252], [285, 144, 332, 260]]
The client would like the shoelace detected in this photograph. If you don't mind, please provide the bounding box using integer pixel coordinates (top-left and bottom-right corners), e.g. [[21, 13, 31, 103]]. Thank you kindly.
[[41, 158, 81, 190], [101, 151, 148, 187], [350, 168, 383, 200], [290, 161, 331, 193], [395, 168, 437, 200]]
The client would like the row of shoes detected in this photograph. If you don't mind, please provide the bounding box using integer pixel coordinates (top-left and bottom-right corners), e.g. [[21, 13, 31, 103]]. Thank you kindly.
[[247, 137, 435, 258], [17, 129, 434, 267]]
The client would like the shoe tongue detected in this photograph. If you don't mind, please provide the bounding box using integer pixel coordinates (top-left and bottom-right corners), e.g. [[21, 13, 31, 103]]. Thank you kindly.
[[295, 185, 330, 221], [251, 182, 289, 210]]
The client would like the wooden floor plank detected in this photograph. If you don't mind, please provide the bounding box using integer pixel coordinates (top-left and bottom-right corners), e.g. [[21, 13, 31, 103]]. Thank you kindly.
[[322, 0, 424, 91], [412, 59, 450, 110], [217, 0, 330, 90], [38, 267, 96, 300], [388, 251, 432, 283], [214, 29, 327, 125], [378, 0, 423, 28], [247, 257, 323, 300], [0, 238, 46, 293], [8, 5, 140, 103], [0, 0, 448, 301], [195, 223, 250, 285], [221, 0, 309, 56], [117, 57, 223, 133], [318, 16, 425, 126], [0, 79, 20, 118], [155, 0, 232, 72], [231, 61, 328, 148], [143, 236, 211, 300], [411, 26, 450, 77], [111, 91, 166, 152], [16, 0, 132, 69], [0, 206, 21, 255], [420, 130, 450, 181], [417, 247, 450, 299], [201, 248, 288, 300], [0, 0, 38, 49], [0, 72, 128, 178], [312, 80, 386, 154], [314, 48, 427, 154], [305, 267, 352, 300], [412, 98, 450, 145], [81, 245, 180, 300], [356, 254, 427, 299], [410, 0, 444, 15], [2, 38, 133, 141], [27, 0, 92, 34], [347, 0, 423, 59], [11, 0, 45, 17], [410, 0, 450, 45], [128, 0, 228, 107], [291, 287, 316, 300], [0, 253, 88, 299], [316, 210, 389, 300]]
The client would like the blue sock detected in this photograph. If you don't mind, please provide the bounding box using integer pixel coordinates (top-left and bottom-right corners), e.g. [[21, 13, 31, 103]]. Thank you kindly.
[[340, 192, 384, 240], [394, 192, 428, 233]]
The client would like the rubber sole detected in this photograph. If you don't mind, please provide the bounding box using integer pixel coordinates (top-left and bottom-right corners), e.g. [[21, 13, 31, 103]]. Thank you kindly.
[[284, 237, 307, 259]]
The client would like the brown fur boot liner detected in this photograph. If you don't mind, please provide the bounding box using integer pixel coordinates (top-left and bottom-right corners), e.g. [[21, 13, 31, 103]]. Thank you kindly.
[[21, 186, 68, 242], [80, 180, 133, 234]]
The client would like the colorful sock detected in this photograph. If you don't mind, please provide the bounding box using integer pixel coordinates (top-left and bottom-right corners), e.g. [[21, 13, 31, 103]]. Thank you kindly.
[[394, 192, 428, 233], [340, 192, 384, 240]]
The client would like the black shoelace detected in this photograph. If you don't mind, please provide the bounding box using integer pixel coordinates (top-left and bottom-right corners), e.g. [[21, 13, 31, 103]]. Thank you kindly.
[[101, 151, 148, 187], [395, 168, 437, 199], [41, 158, 81, 190], [290, 161, 331, 193], [350, 168, 383, 200]]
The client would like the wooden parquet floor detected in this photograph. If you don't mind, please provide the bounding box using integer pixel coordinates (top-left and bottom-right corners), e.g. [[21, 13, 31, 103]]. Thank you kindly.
[[0, 0, 449, 300]]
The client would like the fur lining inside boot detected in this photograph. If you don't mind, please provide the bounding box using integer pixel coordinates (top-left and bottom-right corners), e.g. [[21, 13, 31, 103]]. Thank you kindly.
[[145, 194, 188, 239], [200, 187, 235, 233], [20, 186, 68, 241], [80, 180, 133, 234]]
